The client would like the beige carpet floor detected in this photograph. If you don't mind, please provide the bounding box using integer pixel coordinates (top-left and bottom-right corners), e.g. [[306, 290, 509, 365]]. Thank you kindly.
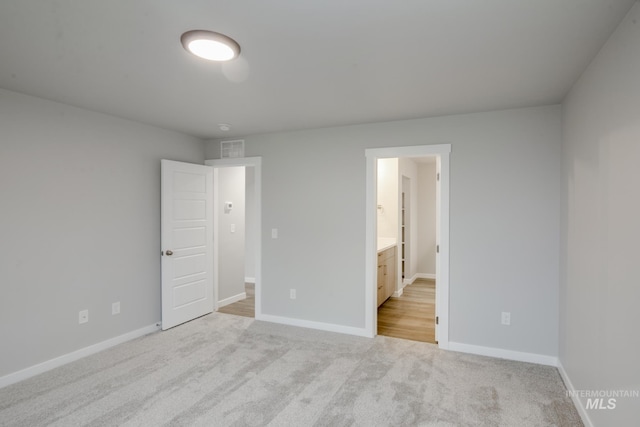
[[0, 312, 582, 426]]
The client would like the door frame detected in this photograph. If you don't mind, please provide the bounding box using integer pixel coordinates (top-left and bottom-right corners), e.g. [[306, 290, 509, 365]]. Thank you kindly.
[[365, 144, 451, 348], [205, 157, 262, 318]]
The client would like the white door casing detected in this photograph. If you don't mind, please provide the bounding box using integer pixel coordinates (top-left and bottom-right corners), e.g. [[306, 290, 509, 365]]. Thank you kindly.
[[161, 160, 214, 330], [365, 144, 450, 348], [435, 157, 442, 342]]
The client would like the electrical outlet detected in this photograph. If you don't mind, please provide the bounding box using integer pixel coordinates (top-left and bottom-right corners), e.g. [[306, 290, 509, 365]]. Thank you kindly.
[[112, 301, 121, 315], [79, 309, 89, 324], [501, 311, 511, 326], [290, 289, 296, 300], [272, 228, 278, 239]]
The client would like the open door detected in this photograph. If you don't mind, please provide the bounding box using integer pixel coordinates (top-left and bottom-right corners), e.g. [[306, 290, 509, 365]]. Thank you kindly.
[[161, 160, 214, 330]]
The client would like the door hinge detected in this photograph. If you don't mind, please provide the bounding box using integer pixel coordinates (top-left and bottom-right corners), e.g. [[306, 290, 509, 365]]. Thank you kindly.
[[436, 316, 439, 325], [436, 245, 439, 253], [437, 172, 440, 181]]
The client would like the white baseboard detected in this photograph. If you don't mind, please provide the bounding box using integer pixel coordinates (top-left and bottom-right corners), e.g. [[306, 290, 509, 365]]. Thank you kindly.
[[257, 313, 371, 338], [393, 288, 404, 297], [244, 277, 255, 284], [218, 292, 246, 308], [448, 341, 558, 366], [0, 323, 160, 389], [557, 361, 593, 427], [404, 273, 436, 285], [406, 273, 420, 284]]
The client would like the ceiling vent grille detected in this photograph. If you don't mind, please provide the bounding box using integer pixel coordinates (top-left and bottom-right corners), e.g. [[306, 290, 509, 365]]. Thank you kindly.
[[220, 139, 244, 158]]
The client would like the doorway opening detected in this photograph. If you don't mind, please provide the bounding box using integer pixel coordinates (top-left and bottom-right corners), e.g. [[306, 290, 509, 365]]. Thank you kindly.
[[376, 157, 438, 343], [365, 145, 450, 349], [205, 157, 262, 320]]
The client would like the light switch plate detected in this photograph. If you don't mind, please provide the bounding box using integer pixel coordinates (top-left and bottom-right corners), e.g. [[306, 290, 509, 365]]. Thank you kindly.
[[79, 309, 88, 324], [501, 311, 511, 326]]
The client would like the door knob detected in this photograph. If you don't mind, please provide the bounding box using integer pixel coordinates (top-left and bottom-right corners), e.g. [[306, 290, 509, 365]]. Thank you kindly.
[[165, 250, 173, 256]]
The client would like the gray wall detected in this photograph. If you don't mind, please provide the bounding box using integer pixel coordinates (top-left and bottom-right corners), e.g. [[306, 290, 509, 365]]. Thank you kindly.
[[0, 89, 204, 377], [417, 162, 437, 276], [561, 3, 640, 425], [217, 166, 246, 302], [376, 158, 398, 240], [398, 158, 419, 282], [205, 104, 561, 357]]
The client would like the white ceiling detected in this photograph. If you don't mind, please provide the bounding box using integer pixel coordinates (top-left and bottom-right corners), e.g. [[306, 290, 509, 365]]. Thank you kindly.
[[0, 1, 634, 139]]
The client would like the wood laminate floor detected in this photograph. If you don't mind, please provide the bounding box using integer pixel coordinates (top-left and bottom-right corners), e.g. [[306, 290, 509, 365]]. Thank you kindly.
[[217, 283, 255, 318], [377, 279, 436, 344], [219, 281, 434, 343]]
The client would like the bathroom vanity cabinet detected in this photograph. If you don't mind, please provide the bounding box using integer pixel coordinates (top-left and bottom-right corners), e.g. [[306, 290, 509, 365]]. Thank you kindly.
[[377, 245, 397, 307]]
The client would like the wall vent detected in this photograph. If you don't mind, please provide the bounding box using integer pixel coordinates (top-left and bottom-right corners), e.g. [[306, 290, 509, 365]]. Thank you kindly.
[[220, 139, 244, 158]]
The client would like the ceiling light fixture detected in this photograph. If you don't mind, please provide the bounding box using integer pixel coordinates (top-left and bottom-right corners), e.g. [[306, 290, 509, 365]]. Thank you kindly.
[[181, 30, 240, 61], [218, 123, 231, 132]]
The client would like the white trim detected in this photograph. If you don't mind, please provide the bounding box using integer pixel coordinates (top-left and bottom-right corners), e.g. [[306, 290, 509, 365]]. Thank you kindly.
[[0, 323, 160, 389], [244, 277, 256, 284], [368, 144, 451, 159], [392, 288, 404, 297], [405, 273, 419, 285], [217, 292, 246, 308], [206, 157, 262, 319], [212, 167, 220, 311], [257, 314, 372, 338], [402, 273, 435, 287], [406, 273, 436, 284], [435, 150, 450, 345], [365, 156, 377, 337], [448, 342, 558, 366], [558, 361, 594, 427], [365, 144, 451, 348], [205, 156, 259, 168]]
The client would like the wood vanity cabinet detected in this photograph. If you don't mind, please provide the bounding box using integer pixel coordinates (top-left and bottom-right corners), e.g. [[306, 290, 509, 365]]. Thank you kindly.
[[377, 246, 397, 307]]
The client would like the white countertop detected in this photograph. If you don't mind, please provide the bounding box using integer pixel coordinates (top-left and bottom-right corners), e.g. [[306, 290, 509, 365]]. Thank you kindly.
[[377, 237, 397, 252]]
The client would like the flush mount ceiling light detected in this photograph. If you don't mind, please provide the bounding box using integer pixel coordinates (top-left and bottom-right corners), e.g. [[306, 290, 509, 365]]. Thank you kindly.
[[181, 30, 240, 61]]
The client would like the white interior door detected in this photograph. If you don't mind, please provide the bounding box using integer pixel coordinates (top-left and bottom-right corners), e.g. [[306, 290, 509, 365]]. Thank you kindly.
[[161, 160, 214, 330]]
